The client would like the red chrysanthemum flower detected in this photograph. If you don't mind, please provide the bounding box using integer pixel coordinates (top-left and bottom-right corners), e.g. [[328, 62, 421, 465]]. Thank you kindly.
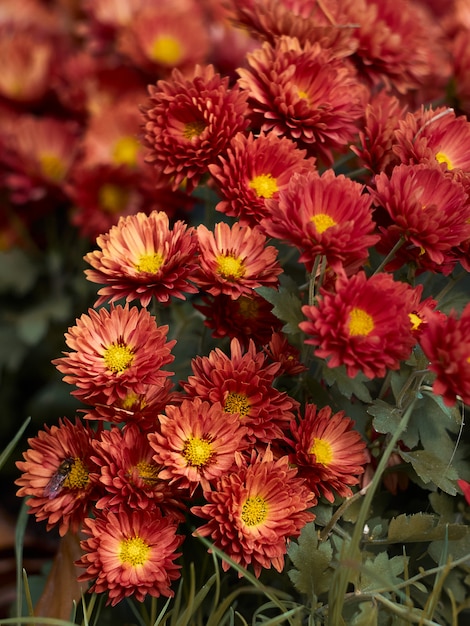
[[209, 131, 315, 227], [300, 271, 417, 379], [52, 304, 175, 405], [372, 163, 470, 271], [194, 292, 283, 348], [192, 448, 315, 577], [77, 508, 183, 606], [419, 304, 470, 407], [193, 221, 282, 299], [84, 211, 199, 307], [91, 423, 185, 519], [182, 338, 297, 445], [237, 36, 367, 164], [149, 397, 248, 493], [263, 332, 307, 377], [287, 404, 368, 502], [15, 418, 100, 536], [142, 64, 250, 192], [261, 169, 379, 273], [458, 479, 470, 505]]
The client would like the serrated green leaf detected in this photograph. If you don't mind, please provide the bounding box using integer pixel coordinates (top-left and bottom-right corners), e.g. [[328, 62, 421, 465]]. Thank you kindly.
[[429, 527, 470, 563], [388, 513, 467, 543], [322, 364, 372, 403], [288, 522, 333, 597], [349, 602, 378, 626], [358, 552, 407, 593], [368, 400, 403, 436], [256, 285, 304, 335], [400, 450, 458, 495]]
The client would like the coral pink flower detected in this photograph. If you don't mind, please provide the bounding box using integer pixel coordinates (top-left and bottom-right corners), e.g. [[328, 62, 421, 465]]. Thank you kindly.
[[194, 221, 282, 299], [77, 509, 183, 606], [300, 272, 417, 379], [52, 304, 175, 405], [84, 211, 199, 307], [192, 448, 315, 577]]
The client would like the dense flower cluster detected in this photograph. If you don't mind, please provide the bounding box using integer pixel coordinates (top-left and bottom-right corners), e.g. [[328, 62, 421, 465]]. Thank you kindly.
[[8, 0, 470, 617]]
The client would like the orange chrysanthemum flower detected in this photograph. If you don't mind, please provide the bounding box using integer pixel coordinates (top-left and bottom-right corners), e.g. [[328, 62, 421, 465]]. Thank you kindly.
[[420, 304, 470, 407], [193, 221, 282, 299], [237, 36, 367, 164], [15, 418, 100, 536], [209, 131, 315, 227], [142, 64, 249, 191], [300, 272, 417, 379], [262, 169, 379, 273], [84, 211, 199, 307], [192, 448, 315, 577], [91, 423, 185, 519], [149, 397, 248, 493], [78, 509, 183, 606], [263, 332, 307, 377], [372, 163, 470, 271], [287, 404, 368, 502], [52, 304, 175, 405], [182, 338, 297, 445]]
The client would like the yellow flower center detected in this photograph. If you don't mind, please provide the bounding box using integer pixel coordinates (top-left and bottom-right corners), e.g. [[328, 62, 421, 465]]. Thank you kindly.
[[297, 89, 309, 101], [248, 173, 278, 198], [348, 307, 375, 337], [150, 34, 183, 66], [224, 392, 250, 417], [310, 438, 333, 466], [63, 458, 90, 490], [135, 461, 160, 485], [409, 312, 422, 332], [135, 252, 165, 274], [310, 213, 337, 234], [119, 536, 150, 566], [112, 136, 140, 167], [182, 437, 213, 467], [216, 254, 246, 280], [435, 151, 453, 169], [103, 342, 134, 374], [183, 120, 206, 140], [241, 495, 268, 527], [237, 296, 259, 319], [122, 391, 141, 410], [39, 153, 66, 182], [99, 184, 129, 213]]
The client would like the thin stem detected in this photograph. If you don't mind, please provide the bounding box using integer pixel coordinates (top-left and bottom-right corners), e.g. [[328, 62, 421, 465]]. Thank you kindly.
[[372, 236, 405, 276], [319, 482, 372, 542]]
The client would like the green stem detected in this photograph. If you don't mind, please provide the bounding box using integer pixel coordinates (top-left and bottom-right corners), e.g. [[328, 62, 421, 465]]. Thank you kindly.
[[372, 236, 405, 276]]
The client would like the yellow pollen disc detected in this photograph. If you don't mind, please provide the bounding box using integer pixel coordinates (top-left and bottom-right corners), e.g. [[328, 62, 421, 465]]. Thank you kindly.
[[99, 184, 129, 213], [216, 254, 246, 280], [310, 213, 337, 234], [224, 392, 250, 417], [136, 461, 160, 485], [409, 312, 422, 332], [237, 296, 259, 319], [310, 438, 333, 466], [119, 536, 150, 567], [248, 173, 279, 198], [150, 35, 183, 66], [39, 153, 66, 182], [112, 136, 140, 167], [241, 495, 268, 527], [135, 252, 165, 274], [435, 151, 453, 170], [183, 120, 206, 140], [103, 342, 134, 374], [122, 391, 140, 410], [348, 307, 375, 337], [64, 458, 89, 490], [297, 89, 309, 100], [182, 437, 213, 467]]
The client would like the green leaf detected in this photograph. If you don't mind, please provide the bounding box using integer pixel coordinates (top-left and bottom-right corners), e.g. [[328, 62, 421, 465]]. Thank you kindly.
[[322, 364, 372, 403], [358, 552, 407, 594], [388, 513, 467, 543], [400, 450, 459, 495], [288, 522, 333, 597], [256, 285, 304, 335], [349, 602, 378, 626], [429, 528, 470, 563], [368, 400, 403, 436]]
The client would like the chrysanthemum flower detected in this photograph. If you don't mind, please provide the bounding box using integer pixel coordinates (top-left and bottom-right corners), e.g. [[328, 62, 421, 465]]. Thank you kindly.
[[193, 221, 282, 299], [419, 304, 470, 407], [182, 338, 297, 445], [261, 169, 379, 273], [52, 304, 175, 405], [149, 397, 248, 493], [237, 36, 367, 164], [194, 292, 283, 347], [84, 211, 199, 307], [77, 509, 183, 606], [458, 479, 470, 505], [15, 418, 99, 536], [263, 332, 306, 377], [142, 64, 249, 191], [209, 131, 315, 227], [192, 448, 315, 577], [300, 272, 417, 379], [287, 404, 368, 502], [372, 163, 470, 271], [91, 423, 185, 519]]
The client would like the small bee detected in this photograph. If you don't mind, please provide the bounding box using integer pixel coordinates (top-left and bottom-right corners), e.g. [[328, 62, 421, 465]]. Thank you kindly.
[[44, 457, 75, 499]]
